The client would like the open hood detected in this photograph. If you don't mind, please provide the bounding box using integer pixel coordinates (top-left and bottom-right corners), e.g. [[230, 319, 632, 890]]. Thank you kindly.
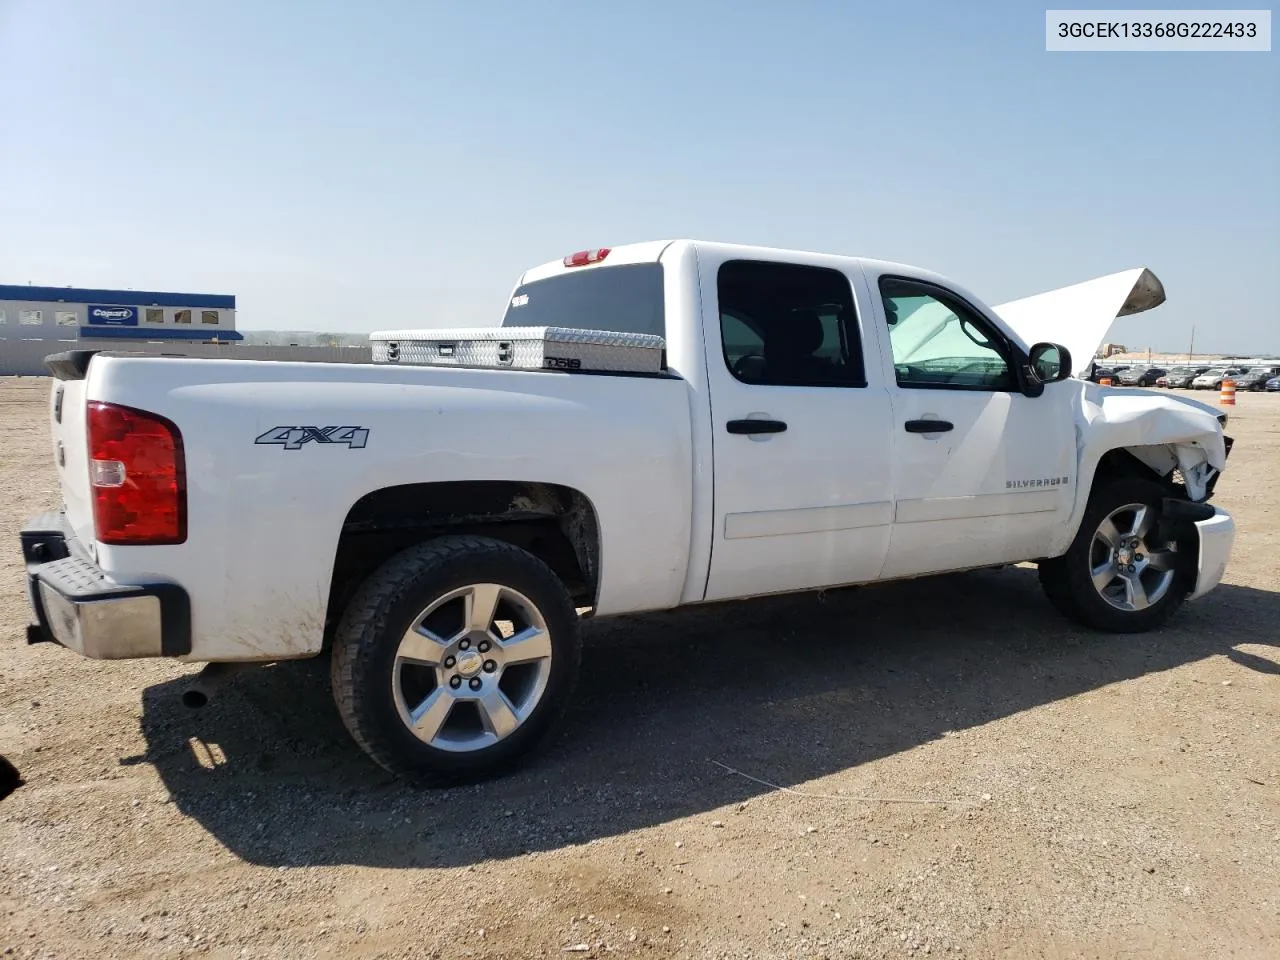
[[992, 268, 1166, 377]]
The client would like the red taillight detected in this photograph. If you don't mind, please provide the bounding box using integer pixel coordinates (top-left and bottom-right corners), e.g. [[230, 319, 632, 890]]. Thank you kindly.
[[562, 247, 611, 267], [86, 401, 187, 545]]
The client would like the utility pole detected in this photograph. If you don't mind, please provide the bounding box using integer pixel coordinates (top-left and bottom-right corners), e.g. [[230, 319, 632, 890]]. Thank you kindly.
[[1187, 325, 1194, 363]]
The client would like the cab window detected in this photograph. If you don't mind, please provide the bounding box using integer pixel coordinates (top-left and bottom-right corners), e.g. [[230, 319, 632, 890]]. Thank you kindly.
[[717, 260, 865, 387], [879, 276, 1016, 391]]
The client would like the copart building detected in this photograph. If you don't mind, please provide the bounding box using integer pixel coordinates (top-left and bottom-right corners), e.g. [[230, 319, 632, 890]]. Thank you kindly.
[[0, 284, 240, 375]]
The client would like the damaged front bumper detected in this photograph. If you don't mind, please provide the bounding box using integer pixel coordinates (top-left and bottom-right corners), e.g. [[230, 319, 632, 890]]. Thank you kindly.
[[1185, 428, 1234, 600], [1187, 504, 1235, 601], [1158, 498, 1235, 601]]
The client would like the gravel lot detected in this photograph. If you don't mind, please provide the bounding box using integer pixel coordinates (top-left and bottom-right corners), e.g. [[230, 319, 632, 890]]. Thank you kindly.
[[1, 376, 1277, 960]]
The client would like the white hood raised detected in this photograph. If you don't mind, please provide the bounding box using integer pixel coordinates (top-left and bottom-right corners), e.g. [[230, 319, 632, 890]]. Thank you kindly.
[[993, 268, 1166, 377]]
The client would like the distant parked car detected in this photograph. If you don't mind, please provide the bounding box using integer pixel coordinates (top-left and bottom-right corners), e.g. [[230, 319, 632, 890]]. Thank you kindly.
[[1266, 376, 1280, 392], [1191, 367, 1244, 390], [1162, 366, 1212, 389], [1228, 369, 1264, 390], [1234, 366, 1280, 391], [1088, 364, 1130, 383], [1118, 366, 1167, 387]]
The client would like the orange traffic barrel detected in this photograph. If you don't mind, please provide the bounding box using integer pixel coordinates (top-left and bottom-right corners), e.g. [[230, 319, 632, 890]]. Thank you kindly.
[[1099, 377, 1113, 386], [1220, 379, 1236, 405]]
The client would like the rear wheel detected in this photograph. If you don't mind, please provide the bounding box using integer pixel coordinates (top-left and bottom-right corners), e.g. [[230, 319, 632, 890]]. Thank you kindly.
[[331, 535, 582, 785], [1038, 478, 1193, 633]]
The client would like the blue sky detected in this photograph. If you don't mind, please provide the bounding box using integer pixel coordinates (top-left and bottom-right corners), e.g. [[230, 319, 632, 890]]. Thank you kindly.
[[1, 1, 1275, 352]]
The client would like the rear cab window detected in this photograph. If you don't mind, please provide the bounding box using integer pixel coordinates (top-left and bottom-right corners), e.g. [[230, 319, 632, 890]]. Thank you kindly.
[[500, 263, 665, 338]]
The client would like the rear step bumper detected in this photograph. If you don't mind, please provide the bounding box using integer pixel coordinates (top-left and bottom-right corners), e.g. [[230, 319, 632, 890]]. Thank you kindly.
[[21, 512, 191, 659]]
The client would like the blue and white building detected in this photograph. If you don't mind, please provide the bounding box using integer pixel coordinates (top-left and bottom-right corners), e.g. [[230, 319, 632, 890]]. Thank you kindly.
[[0, 284, 241, 344]]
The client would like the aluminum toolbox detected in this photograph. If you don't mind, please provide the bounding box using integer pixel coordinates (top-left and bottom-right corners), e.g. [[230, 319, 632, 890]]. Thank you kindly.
[[367, 326, 666, 374]]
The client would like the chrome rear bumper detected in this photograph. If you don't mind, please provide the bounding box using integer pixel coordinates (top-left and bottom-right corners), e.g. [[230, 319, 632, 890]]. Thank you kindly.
[[21, 512, 190, 659]]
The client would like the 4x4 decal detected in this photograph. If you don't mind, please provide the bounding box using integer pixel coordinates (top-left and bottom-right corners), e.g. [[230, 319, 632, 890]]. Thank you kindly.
[[255, 426, 369, 450]]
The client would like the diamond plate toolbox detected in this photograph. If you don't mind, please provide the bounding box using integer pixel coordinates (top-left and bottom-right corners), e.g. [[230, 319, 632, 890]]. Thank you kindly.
[[368, 326, 666, 374]]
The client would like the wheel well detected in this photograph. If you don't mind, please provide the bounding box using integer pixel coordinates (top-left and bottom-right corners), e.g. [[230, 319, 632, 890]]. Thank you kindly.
[[325, 482, 600, 644], [1091, 447, 1185, 498]]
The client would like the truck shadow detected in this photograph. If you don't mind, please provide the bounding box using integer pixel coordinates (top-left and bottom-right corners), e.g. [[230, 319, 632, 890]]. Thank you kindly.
[[131, 566, 1279, 869]]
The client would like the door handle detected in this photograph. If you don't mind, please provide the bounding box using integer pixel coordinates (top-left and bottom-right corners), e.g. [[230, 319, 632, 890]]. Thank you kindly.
[[727, 419, 788, 435], [904, 419, 953, 433]]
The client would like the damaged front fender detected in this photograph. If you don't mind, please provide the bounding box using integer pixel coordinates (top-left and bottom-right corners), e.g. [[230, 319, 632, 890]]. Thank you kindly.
[[1056, 386, 1236, 601], [1081, 387, 1228, 478], [1057, 385, 1232, 557]]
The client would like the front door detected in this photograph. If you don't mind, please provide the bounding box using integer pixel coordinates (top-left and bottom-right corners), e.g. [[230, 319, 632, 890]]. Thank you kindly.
[[868, 272, 1076, 579], [700, 254, 895, 602]]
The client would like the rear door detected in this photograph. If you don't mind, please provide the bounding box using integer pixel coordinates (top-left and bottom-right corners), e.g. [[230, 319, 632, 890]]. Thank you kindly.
[[699, 253, 895, 602]]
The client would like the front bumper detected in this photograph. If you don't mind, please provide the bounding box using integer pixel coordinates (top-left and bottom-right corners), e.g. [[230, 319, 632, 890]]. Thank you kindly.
[[1156, 498, 1235, 602], [21, 512, 191, 659], [1188, 505, 1235, 601]]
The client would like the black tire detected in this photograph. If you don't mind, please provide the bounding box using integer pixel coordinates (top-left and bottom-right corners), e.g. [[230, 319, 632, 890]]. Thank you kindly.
[[1037, 478, 1195, 634], [331, 535, 582, 785]]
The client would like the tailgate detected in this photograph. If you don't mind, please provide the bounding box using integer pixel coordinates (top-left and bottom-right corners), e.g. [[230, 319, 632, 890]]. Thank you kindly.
[[46, 352, 97, 549]]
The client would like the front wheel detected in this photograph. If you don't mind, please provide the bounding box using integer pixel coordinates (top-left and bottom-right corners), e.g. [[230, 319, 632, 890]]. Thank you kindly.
[[1038, 479, 1194, 633], [331, 535, 582, 785]]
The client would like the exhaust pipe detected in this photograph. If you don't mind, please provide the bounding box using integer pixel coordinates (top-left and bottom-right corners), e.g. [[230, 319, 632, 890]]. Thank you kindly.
[[181, 662, 262, 709]]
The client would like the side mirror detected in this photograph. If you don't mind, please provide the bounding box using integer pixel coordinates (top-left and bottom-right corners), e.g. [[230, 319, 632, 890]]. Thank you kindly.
[[1029, 342, 1072, 385]]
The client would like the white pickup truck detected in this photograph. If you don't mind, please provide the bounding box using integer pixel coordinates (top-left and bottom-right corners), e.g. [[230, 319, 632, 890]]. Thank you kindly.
[[20, 239, 1236, 785]]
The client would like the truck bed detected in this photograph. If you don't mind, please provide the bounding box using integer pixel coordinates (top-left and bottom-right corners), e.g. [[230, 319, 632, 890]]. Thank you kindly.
[[46, 351, 698, 661]]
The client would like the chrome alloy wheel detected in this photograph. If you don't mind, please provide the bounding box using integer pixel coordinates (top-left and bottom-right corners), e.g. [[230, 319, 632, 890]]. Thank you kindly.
[[391, 583, 553, 752], [1089, 503, 1178, 612]]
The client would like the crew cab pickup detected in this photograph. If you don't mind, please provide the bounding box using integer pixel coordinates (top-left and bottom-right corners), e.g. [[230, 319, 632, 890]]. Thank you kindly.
[[20, 239, 1237, 784]]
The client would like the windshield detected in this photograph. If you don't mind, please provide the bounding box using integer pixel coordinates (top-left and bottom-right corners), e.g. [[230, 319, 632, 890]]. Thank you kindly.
[[500, 263, 665, 338]]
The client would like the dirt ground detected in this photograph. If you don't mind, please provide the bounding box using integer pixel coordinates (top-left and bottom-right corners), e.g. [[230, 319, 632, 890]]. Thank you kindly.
[[0, 376, 1276, 960]]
